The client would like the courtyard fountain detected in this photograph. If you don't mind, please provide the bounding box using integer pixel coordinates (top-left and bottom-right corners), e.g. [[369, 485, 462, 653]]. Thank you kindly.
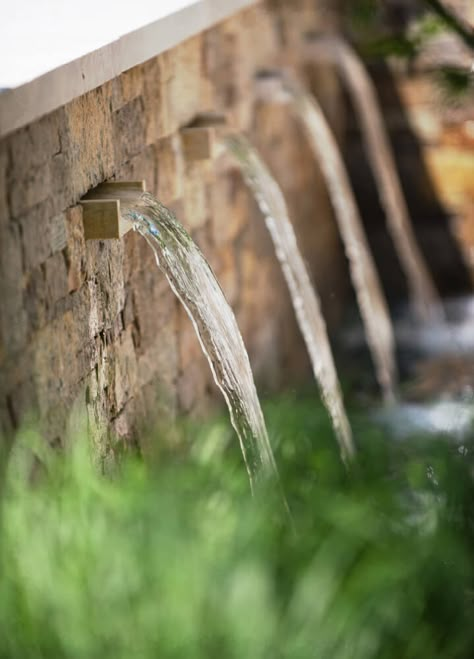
[[305, 34, 443, 324], [255, 71, 398, 403], [124, 193, 280, 492], [225, 134, 355, 464], [84, 188, 282, 494]]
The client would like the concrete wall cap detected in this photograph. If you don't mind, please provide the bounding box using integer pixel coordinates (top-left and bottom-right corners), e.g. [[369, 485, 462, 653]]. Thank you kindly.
[[0, 0, 257, 138]]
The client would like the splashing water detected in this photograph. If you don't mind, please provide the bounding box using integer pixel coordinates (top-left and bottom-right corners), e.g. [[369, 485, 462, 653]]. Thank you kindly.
[[308, 36, 442, 324], [282, 77, 398, 403], [122, 192, 279, 492], [226, 134, 355, 464]]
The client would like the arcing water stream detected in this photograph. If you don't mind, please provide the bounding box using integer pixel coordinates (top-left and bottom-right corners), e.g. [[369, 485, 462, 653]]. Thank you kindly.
[[306, 35, 442, 324], [281, 76, 398, 402], [226, 134, 355, 463], [122, 192, 280, 493]]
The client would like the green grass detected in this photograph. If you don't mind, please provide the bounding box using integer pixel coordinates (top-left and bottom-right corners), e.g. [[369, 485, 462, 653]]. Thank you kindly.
[[0, 392, 473, 658]]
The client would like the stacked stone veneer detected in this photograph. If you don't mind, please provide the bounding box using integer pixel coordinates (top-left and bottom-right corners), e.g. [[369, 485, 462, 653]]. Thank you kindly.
[[0, 1, 347, 460]]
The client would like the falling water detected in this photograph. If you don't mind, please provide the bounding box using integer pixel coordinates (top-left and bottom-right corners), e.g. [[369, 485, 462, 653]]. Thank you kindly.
[[281, 76, 398, 402], [307, 35, 442, 323], [226, 134, 355, 463], [121, 192, 279, 492]]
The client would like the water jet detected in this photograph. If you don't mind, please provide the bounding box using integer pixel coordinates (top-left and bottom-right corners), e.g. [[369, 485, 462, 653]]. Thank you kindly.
[[254, 68, 399, 403], [304, 33, 443, 324]]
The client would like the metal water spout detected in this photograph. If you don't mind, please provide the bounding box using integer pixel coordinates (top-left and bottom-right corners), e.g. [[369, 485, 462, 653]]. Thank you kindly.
[[80, 181, 147, 240], [254, 69, 294, 105], [78, 122, 289, 503], [80, 112, 229, 238], [179, 112, 228, 161]]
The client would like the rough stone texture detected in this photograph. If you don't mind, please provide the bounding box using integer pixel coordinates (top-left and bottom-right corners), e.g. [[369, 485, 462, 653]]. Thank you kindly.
[[0, 1, 347, 455]]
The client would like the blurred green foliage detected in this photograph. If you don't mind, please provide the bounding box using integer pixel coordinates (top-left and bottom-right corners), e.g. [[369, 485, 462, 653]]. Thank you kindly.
[[436, 67, 474, 104], [346, 0, 474, 105], [0, 392, 473, 658]]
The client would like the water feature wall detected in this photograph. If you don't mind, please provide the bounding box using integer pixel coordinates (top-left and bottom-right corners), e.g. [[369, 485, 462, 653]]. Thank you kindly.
[[0, 1, 347, 458], [306, 35, 442, 324], [341, 35, 474, 300], [283, 78, 398, 402], [124, 192, 280, 490], [226, 134, 354, 463]]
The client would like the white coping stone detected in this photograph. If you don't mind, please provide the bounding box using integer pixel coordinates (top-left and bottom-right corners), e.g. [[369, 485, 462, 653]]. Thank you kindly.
[[0, 0, 257, 138]]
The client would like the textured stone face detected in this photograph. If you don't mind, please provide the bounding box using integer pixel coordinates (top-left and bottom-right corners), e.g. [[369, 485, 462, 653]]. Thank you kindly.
[[0, 1, 347, 453]]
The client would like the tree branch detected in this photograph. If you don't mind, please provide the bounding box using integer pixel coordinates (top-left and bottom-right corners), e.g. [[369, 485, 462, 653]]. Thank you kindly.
[[424, 0, 474, 50]]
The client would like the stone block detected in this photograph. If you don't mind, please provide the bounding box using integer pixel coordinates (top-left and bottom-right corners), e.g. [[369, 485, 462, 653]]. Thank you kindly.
[[0, 144, 8, 223], [32, 310, 80, 421], [19, 200, 68, 272], [44, 251, 69, 307], [65, 205, 86, 293], [0, 222, 27, 355], [142, 57, 163, 145], [24, 265, 47, 332], [0, 0, 349, 447], [19, 203, 51, 270], [3, 377, 38, 431], [115, 145, 156, 191], [204, 23, 238, 113], [122, 229, 149, 282], [156, 135, 184, 204], [9, 112, 61, 177], [85, 237, 125, 313], [158, 35, 211, 136], [245, 317, 283, 389], [49, 212, 68, 254], [9, 161, 51, 218], [237, 250, 284, 342], [123, 297, 138, 345], [132, 268, 178, 351], [182, 161, 209, 230], [138, 379, 178, 444], [136, 316, 179, 389], [209, 168, 249, 246], [167, 199, 186, 225], [114, 328, 138, 413], [0, 399, 14, 438], [110, 400, 138, 447], [65, 85, 115, 199], [50, 152, 75, 214], [113, 96, 147, 164], [177, 359, 209, 415], [112, 65, 144, 112], [178, 306, 206, 371]]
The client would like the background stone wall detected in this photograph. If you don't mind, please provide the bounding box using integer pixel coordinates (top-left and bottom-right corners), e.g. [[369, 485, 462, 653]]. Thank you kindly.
[[345, 61, 474, 301], [343, 0, 474, 301], [0, 1, 348, 462]]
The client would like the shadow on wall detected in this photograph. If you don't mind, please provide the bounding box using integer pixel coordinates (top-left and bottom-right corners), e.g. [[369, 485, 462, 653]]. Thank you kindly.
[[343, 60, 471, 301]]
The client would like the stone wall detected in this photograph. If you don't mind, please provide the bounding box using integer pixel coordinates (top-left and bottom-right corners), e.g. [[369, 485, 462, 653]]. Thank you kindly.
[[0, 1, 347, 462]]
